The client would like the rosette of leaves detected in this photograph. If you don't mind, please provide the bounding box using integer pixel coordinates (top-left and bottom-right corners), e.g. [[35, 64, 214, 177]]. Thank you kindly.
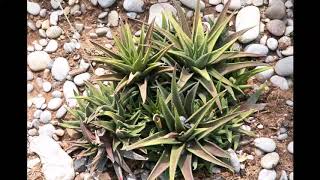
[[151, 0, 270, 109], [89, 21, 173, 104], [59, 82, 149, 179], [122, 68, 256, 180]]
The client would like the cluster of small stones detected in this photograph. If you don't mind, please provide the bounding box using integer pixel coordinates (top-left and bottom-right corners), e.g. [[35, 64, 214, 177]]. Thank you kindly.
[[27, 0, 293, 179]]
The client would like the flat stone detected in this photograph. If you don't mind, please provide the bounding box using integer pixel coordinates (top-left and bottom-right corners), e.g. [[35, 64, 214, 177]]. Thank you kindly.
[[28, 51, 51, 71], [270, 75, 289, 90], [123, 0, 145, 13], [258, 169, 276, 180], [27, 1, 41, 15], [254, 137, 276, 153], [74, 73, 91, 86], [63, 81, 79, 108], [97, 0, 116, 8], [274, 56, 293, 76], [48, 98, 63, 110], [266, 20, 286, 36], [244, 44, 269, 55], [40, 110, 52, 124], [52, 57, 70, 81], [46, 26, 63, 39], [44, 40, 59, 53], [56, 106, 68, 119], [108, 10, 119, 27], [260, 152, 280, 169]]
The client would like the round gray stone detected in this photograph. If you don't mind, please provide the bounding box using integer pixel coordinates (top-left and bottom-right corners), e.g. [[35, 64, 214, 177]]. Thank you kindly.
[[274, 56, 293, 76], [258, 169, 276, 180], [46, 26, 63, 39], [27, 51, 51, 71], [44, 40, 59, 53], [265, 0, 286, 20], [97, 0, 116, 8], [254, 137, 276, 152], [123, 0, 144, 13], [34, 97, 46, 109], [52, 90, 62, 98], [43, 82, 52, 92], [56, 106, 67, 118], [48, 98, 63, 110], [33, 109, 42, 119], [270, 75, 289, 90], [277, 133, 288, 140], [266, 20, 286, 36], [266, 38, 278, 50], [52, 57, 70, 81], [260, 152, 280, 169], [215, 4, 224, 12], [27, 1, 41, 15], [278, 36, 291, 50], [74, 73, 91, 86], [40, 110, 52, 124], [108, 10, 119, 27], [244, 44, 269, 55]]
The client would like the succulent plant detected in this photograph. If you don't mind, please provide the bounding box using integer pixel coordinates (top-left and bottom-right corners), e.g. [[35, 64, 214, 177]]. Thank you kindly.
[[122, 68, 255, 179], [60, 82, 149, 179], [150, 0, 270, 109], [90, 22, 173, 104]]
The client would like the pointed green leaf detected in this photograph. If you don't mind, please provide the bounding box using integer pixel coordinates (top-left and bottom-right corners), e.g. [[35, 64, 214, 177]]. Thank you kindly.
[[169, 144, 185, 180]]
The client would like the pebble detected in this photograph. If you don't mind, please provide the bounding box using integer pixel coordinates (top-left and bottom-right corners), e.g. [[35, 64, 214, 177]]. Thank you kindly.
[[34, 110, 42, 119], [70, 4, 80, 15], [75, 23, 84, 33], [279, 170, 288, 180], [34, 96, 46, 109], [215, 4, 224, 12], [281, 46, 293, 56], [28, 128, 39, 136], [278, 36, 291, 50], [29, 135, 75, 180], [227, 149, 240, 173], [39, 29, 47, 38], [42, 82, 52, 92], [95, 27, 109, 36], [252, 0, 263, 6], [254, 138, 276, 153], [277, 133, 288, 140], [52, 91, 62, 98], [179, 0, 205, 10], [52, 57, 70, 81], [28, 51, 51, 71], [40, 9, 47, 17], [209, 0, 222, 5], [27, 20, 36, 31], [79, 59, 90, 71], [63, 81, 79, 107], [265, 0, 286, 20], [266, 20, 286, 36], [240, 125, 251, 131], [27, 84, 34, 93], [244, 44, 269, 55], [50, 11, 59, 26], [257, 124, 264, 129], [32, 119, 40, 129], [286, 100, 293, 106], [98, 12, 108, 19], [274, 56, 293, 76], [64, 42, 77, 53], [38, 39, 48, 47], [260, 152, 279, 169], [123, 0, 144, 13], [285, 26, 293, 36], [287, 141, 293, 154], [41, 104, 47, 110], [34, 43, 43, 51], [126, 12, 137, 19], [27, 1, 41, 15], [223, 0, 241, 10], [27, 121, 33, 130], [56, 106, 68, 118], [89, 32, 98, 39], [40, 110, 52, 124], [44, 40, 59, 53], [108, 10, 119, 27], [94, 68, 106, 76], [48, 98, 63, 110], [270, 75, 289, 90], [255, 67, 274, 82], [51, 0, 62, 9], [97, 0, 116, 8], [258, 169, 277, 180], [90, 0, 98, 6], [55, 129, 65, 136], [46, 26, 63, 39], [285, 0, 293, 8], [74, 73, 91, 86], [235, 6, 260, 43], [266, 38, 278, 50], [148, 3, 177, 27]]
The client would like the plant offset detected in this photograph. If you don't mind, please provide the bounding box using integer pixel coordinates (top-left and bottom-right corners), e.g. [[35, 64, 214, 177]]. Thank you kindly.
[[60, 0, 269, 179]]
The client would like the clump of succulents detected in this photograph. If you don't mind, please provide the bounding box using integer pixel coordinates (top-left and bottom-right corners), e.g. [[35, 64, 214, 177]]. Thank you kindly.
[[59, 0, 269, 179]]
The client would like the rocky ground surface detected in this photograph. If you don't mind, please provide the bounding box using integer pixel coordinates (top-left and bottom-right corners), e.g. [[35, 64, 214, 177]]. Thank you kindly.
[[27, 0, 293, 179]]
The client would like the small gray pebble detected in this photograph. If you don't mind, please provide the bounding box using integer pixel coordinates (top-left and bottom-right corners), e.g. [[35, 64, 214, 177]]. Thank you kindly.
[[43, 82, 52, 92], [52, 90, 63, 98], [39, 110, 52, 124], [41, 103, 47, 110], [56, 106, 67, 119], [33, 110, 42, 119], [286, 100, 293, 106], [277, 133, 288, 140]]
